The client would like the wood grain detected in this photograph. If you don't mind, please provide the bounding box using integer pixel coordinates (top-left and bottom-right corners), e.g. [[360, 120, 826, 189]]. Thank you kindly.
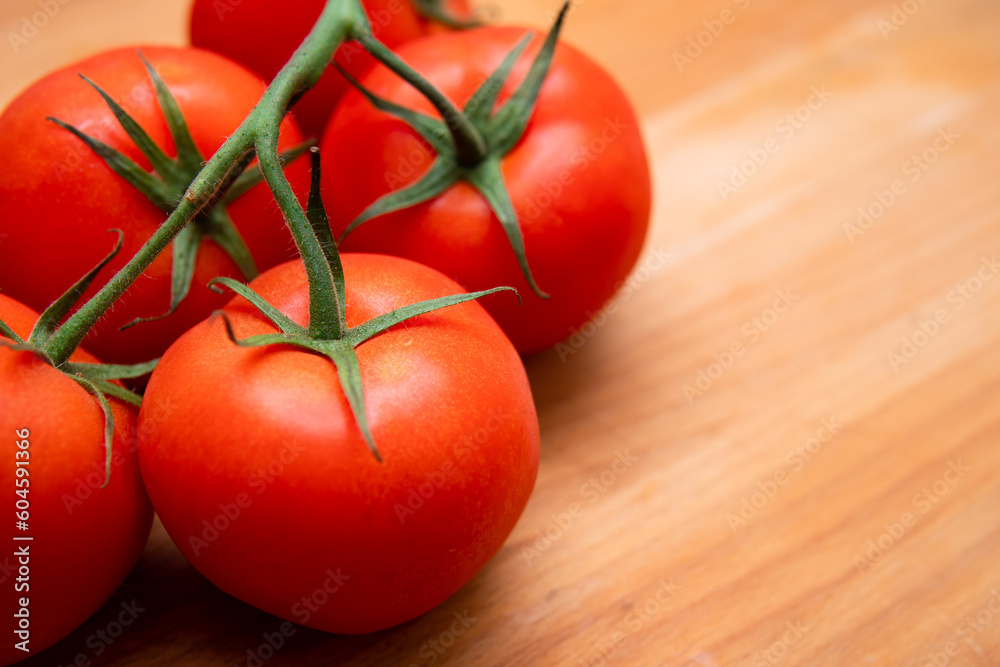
[[3, 0, 1000, 665]]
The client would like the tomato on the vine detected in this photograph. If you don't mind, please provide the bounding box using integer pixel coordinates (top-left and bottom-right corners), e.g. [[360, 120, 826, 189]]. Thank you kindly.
[[0, 46, 309, 365], [320, 23, 652, 354], [0, 294, 153, 664], [189, 0, 475, 138], [137, 253, 539, 633]]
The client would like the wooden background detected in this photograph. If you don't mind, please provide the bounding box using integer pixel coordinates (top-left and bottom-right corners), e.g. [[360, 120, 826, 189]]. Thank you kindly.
[[3, 0, 1000, 664]]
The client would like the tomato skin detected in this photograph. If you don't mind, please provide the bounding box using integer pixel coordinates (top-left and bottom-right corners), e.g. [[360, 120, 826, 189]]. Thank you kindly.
[[0, 46, 308, 366], [189, 0, 472, 138], [319, 27, 652, 354], [137, 254, 539, 633], [0, 295, 153, 664]]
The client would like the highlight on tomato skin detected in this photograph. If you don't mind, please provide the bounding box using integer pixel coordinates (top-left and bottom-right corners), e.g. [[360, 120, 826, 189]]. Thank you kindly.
[[0, 0, 650, 654], [136, 253, 540, 634], [189, 0, 475, 138], [320, 24, 653, 355], [0, 294, 154, 665], [0, 45, 310, 366]]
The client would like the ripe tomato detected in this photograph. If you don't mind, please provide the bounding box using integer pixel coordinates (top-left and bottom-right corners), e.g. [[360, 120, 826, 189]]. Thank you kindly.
[[189, 0, 473, 138], [0, 294, 153, 663], [320, 26, 652, 354], [137, 254, 538, 633], [0, 46, 309, 365]]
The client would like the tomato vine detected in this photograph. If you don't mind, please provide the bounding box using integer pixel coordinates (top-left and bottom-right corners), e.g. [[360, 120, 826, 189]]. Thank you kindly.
[[40, 0, 368, 368], [1, 0, 531, 468]]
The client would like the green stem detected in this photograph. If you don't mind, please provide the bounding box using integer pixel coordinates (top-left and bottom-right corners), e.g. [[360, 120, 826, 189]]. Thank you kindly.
[[44, 195, 202, 366], [411, 0, 481, 29], [43, 0, 366, 367], [354, 32, 488, 167], [257, 133, 343, 339]]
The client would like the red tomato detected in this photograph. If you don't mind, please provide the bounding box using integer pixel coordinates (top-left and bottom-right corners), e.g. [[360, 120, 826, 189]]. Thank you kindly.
[[0, 294, 153, 663], [319, 26, 652, 354], [137, 254, 538, 633], [189, 0, 473, 138], [0, 46, 309, 365]]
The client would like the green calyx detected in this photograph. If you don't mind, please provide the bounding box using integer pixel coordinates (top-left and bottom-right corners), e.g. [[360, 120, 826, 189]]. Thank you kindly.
[[0, 1, 367, 488], [342, 2, 571, 299], [211, 149, 517, 462], [47, 50, 314, 329], [0, 231, 157, 488], [411, 0, 482, 29]]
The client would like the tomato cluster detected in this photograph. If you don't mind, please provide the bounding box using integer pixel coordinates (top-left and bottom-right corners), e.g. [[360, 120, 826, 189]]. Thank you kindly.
[[0, 46, 309, 365], [0, 0, 650, 663], [190, 0, 476, 138]]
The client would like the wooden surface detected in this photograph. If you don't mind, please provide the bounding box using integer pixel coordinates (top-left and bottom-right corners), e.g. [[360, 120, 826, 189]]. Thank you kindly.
[[3, 0, 1000, 665]]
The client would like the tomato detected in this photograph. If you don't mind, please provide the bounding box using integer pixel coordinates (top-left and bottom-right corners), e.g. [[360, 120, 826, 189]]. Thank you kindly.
[[137, 254, 538, 633], [319, 26, 652, 354], [189, 0, 474, 138], [0, 294, 153, 664], [0, 46, 309, 366]]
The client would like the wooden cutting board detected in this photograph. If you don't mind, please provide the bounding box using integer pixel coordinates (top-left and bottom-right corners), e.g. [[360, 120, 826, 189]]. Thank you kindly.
[[3, 0, 999, 664]]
